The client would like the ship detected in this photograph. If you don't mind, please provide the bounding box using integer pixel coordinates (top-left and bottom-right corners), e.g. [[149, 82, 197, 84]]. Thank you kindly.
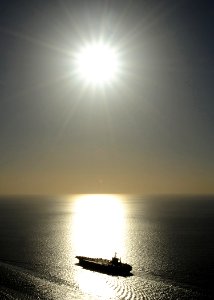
[[75, 253, 132, 275]]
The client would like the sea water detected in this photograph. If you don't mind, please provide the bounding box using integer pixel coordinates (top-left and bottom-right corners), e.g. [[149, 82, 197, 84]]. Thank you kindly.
[[0, 195, 213, 299]]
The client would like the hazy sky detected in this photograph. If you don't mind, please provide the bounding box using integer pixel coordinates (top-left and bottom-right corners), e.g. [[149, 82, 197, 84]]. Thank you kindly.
[[0, 0, 213, 195]]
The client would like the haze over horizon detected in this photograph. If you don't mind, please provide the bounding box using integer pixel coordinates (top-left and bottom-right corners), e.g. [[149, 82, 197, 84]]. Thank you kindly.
[[0, 0, 213, 195]]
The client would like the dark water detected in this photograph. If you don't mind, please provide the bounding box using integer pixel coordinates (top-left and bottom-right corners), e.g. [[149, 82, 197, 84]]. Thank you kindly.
[[0, 195, 213, 299]]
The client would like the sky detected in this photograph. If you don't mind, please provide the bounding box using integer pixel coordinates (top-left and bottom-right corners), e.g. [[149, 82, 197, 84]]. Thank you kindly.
[[0, 0, 213, 195]]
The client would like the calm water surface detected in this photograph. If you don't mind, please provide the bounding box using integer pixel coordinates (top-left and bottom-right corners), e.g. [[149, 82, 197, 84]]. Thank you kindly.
[[0, 194, 213, 299]]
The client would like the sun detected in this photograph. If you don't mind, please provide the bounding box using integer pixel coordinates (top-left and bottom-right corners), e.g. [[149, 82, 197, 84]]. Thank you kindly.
[[74, 42, 120, 87]]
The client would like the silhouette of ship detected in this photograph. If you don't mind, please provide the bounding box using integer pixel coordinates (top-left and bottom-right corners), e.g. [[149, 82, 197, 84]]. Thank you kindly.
[[76, 253, 132, 275]]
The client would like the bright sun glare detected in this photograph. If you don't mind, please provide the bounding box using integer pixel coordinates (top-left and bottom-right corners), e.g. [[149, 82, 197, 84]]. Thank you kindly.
[[71, 195, 125, 258], [74, 42, 120, 86]]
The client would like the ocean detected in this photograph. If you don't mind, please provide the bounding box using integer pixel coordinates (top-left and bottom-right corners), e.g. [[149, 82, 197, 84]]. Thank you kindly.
[[0, 194, 213, 299]]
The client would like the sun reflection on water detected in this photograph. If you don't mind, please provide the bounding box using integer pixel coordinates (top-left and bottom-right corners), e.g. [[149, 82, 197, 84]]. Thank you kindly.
[[70, 195, 126, 298], [75, 270, 116, 299], [71, 194, 126, 259]]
